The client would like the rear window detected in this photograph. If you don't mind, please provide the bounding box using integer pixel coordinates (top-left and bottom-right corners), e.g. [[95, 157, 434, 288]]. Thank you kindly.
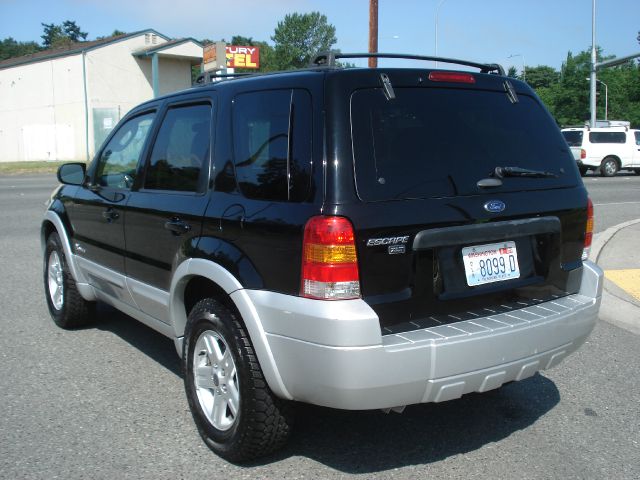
[[589, 132, 626, 144], [351, 87, 577, 201], [562, 130, 583, 147]]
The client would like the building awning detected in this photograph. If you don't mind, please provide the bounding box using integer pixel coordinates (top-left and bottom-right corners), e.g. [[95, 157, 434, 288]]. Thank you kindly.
[[133, 38, 203, 63], [133, 38, 203, 98]]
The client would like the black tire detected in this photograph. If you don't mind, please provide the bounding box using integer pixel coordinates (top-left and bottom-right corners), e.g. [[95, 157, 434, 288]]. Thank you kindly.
[[600, 157, 618, 177], [634, 169, 640, 176], [44, 232, 95, 328], [579, 167, 588, 177], [183, 298, 294, 462]]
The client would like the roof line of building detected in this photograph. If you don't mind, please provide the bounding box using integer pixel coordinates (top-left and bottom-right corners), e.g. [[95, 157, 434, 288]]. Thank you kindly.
[[0, 29, 170, 70], [132, 37, 204, 57]]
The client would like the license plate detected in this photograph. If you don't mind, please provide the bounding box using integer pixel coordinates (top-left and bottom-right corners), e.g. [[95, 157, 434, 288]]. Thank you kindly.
[[462, 241, 520, 286]]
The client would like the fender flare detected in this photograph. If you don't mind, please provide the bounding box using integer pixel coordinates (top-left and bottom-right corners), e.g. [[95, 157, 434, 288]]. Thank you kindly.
[[169, 258, 292, 400], [42, 211, 96, 301]]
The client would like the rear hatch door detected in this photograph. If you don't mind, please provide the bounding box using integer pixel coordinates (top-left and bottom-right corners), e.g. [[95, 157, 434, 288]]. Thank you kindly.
[[344, 72, 588, 332]]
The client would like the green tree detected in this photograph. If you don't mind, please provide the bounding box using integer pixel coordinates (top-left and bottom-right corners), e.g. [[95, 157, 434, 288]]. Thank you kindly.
[[598, 60, 640, 127], [41, 21, 87, 48], [97, 30, 127, 40], [0, 37, 41, 61], [507, 66, 518, 78], [41, 23, 64, 47], [271, 12, 337, 70], [524, 65, 559, 89], [62, 20, 88, 42], [527, 47, 640, 128]]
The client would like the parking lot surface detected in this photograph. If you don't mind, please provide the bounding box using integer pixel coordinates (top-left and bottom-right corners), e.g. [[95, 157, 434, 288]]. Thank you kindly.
[[1, 174, 639, 479]]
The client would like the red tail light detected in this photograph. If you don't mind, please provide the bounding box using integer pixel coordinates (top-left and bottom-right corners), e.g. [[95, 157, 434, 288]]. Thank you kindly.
[[582, 198, 594, 261], [581, 149, 587, 159], [301, 216, 360, 300], [428, 71, 476, 84]]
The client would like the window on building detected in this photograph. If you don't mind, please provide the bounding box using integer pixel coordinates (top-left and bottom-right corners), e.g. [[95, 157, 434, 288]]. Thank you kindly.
[[143, 103, 211, 192]]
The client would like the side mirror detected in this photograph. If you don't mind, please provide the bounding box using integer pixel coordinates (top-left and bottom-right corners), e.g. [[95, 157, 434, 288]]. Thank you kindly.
[[57, 163, 86, 186]]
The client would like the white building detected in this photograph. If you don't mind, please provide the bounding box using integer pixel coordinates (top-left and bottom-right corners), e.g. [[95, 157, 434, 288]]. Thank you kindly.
[[0, 29, 203, 162]]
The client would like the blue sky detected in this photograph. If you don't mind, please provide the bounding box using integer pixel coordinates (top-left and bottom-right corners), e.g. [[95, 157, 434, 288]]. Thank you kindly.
[[1, 0, 638, 72]]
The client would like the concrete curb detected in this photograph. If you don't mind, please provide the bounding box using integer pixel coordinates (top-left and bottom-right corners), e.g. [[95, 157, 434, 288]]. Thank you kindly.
[[590, 218, 640, 335], [590, 218, 640, 263]]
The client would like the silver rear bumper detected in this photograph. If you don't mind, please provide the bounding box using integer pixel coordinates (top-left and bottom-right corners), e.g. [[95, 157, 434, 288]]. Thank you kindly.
[[238, 261, 603, 410]]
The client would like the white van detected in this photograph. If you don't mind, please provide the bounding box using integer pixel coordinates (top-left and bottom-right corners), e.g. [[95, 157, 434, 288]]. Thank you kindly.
[[561, 123, 640, 176]]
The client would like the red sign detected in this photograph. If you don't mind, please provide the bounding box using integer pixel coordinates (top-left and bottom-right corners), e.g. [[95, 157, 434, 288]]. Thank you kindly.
[[226, 46, 260, 69]]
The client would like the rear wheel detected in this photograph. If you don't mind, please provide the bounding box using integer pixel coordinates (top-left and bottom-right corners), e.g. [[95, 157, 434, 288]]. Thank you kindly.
[[183, 298, 294, 462], [578, 166, 588, 177], [600, 157, 618, 177], [634, 169, 640, 176], [44, 232, 95, 328]]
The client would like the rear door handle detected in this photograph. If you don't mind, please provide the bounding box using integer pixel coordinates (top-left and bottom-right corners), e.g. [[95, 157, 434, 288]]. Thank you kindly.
[[102, 208, 119, 222], [164, 218, 191, 235]]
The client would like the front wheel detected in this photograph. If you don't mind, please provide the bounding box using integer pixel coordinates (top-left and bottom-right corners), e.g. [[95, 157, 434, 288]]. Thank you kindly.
[[44, 232, 95, 328], [600, 157, 618, 177], [183, 298, 294, 462]]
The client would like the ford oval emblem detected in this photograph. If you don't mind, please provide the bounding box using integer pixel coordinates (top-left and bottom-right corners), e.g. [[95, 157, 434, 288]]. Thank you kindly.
[[484, 200, 506, 213]]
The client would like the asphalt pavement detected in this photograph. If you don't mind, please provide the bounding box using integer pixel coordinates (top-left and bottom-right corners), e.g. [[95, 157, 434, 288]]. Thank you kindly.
[[0, 173, 639, 479]]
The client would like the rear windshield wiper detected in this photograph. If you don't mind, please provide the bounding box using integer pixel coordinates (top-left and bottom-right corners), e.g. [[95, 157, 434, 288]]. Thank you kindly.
[[493, 166, 558, 179]]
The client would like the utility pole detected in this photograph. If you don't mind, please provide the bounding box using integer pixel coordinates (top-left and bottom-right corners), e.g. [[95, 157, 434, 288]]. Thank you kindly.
[[369, 0, 378, 67]]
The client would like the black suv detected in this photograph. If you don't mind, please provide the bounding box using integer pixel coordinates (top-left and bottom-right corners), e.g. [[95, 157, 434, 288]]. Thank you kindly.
[[42, 53, 603, 461]]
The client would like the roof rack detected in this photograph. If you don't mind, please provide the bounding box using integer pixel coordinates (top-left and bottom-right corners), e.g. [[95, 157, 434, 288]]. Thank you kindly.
[[310, 52, 505, 75], [584, 120, 630, 130], [195, 71, 254, 85]]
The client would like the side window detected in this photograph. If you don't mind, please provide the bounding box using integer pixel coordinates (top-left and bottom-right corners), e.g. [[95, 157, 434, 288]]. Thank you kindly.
[[635, 131, 640, 146], [95, 112, 155, 188], [231, 89, 312, 202], [144, 103, 211, 192], [589, 132, 626, 144]]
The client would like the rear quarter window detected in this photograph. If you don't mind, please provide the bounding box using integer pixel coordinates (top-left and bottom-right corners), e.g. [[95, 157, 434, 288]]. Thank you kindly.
[[562, 130, 583, 147], [231, 89, 312, 202]]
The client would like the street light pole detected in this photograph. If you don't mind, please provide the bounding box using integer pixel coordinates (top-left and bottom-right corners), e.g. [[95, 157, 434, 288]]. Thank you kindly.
[[508, 54, 526, 81], [599, 79, 608, 121], [590, 0, 597, 126], [585, 77, 608, 121], [434, 0, 449, 68]]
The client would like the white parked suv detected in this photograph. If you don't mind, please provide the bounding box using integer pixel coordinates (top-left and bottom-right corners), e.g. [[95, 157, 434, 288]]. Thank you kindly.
[[561, 122, 640, 176]]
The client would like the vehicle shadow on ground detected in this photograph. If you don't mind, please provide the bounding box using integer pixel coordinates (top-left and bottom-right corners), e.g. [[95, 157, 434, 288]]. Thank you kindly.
[[91, 303, 559, 473], [268, 374, 559, 473], [94, 303, 182, 377]]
